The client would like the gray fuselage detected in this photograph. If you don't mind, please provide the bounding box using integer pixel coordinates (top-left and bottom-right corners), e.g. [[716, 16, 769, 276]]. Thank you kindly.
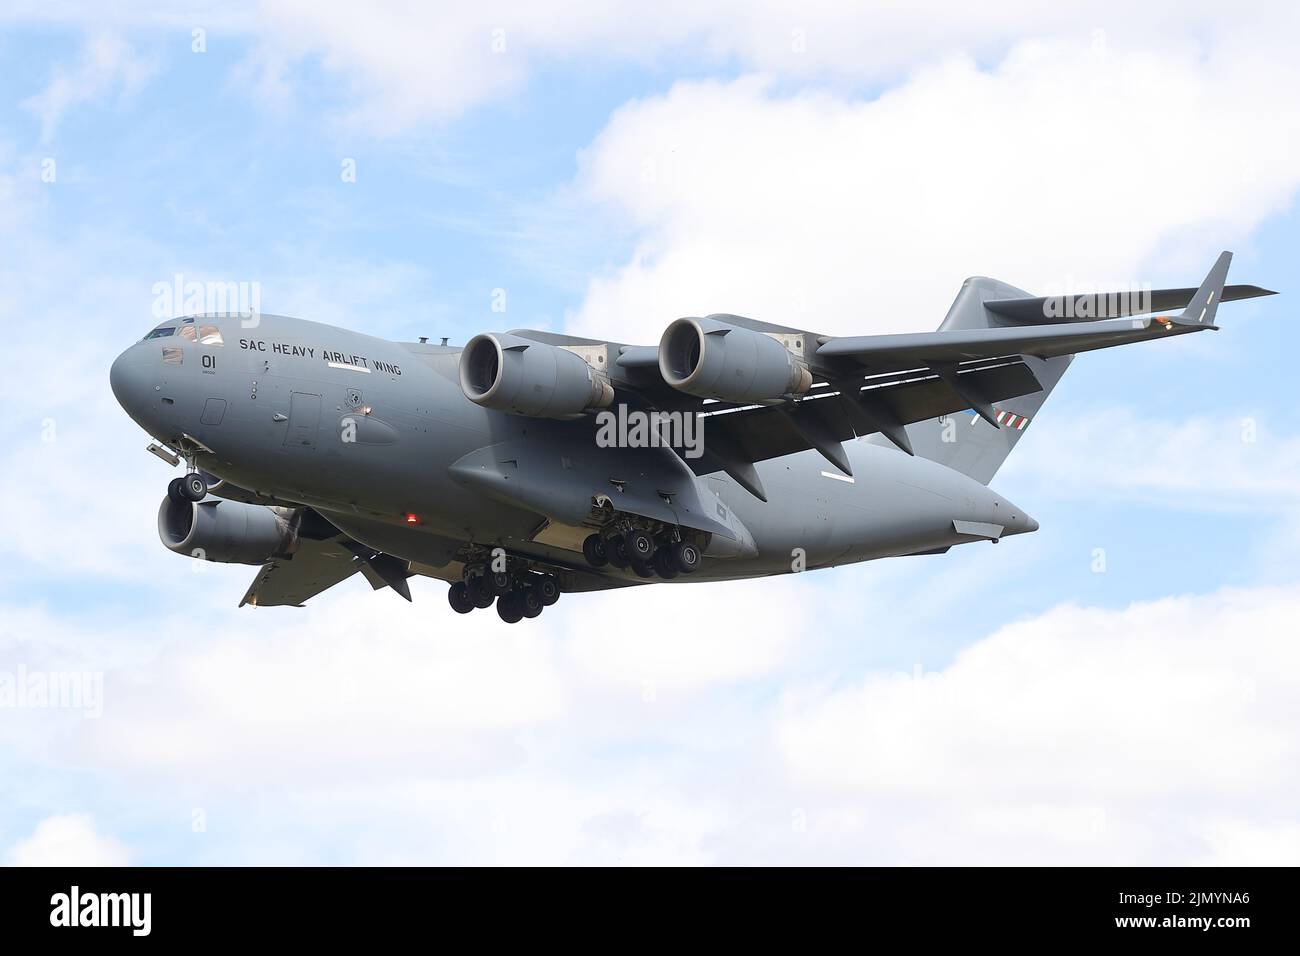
[[109, 313, 1037, 590]]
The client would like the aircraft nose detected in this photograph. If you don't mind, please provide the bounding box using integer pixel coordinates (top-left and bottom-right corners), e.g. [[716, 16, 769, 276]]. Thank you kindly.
[[110, 344, 152, 416]]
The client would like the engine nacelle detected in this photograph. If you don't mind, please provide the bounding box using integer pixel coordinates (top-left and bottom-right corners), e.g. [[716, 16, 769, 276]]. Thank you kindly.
[[459, 332, 615, 419], [658, 317, 812, 403], [158, 497, 297, 565]]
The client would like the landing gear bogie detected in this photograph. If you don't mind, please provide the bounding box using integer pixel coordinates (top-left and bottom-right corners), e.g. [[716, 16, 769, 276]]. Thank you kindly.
[[605, 534, 631, 569], [537, 575, 561, 606], [582, 534, 608, 568], [624, 528, 655, 563], [465, 575, 495, 609], [448, 581, 474, 614], [671, 540, 701, 574], [587, 519, 704, 580], [496, 591, 524, 623], [449, 552, 562, 622], [520, 587, 544, 619], [653, 547, 679, 578]]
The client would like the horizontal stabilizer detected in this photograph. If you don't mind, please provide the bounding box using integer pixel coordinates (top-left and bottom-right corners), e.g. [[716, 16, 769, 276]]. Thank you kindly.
[[984, 277, 1272, 325], [817, 310, 1218, 365]]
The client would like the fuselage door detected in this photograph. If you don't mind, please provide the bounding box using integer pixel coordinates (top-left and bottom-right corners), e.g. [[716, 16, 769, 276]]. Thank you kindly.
[[284, 392, 321, 449]]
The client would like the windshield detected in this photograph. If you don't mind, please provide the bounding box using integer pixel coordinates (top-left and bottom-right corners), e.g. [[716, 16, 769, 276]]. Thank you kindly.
[[143, 317, 224, 345]]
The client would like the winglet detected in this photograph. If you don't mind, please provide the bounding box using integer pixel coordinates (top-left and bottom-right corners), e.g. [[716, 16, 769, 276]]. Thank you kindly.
[[1177, 251, 1232, 328]]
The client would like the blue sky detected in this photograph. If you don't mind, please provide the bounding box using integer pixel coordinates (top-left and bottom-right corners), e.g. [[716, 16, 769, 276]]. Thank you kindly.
[[1, 3, 1298, 865]]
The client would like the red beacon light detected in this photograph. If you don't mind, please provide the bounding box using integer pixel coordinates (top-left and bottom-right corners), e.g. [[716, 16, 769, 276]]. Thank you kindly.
[[404, 512, 420, 525]]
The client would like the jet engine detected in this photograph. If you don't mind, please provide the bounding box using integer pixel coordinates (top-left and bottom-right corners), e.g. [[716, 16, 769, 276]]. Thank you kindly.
[[459, 332, 615, 419], [158, 496, 297, 565], [658, 317, 812, 403]]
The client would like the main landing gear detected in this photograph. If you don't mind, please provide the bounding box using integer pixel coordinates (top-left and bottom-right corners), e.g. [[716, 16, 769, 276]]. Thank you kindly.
[[446, 563, 561, 624], [582, 529, 701, 579]]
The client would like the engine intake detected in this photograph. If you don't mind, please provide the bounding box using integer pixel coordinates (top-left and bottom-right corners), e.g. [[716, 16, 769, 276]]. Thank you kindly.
[[658, 317, 812, 403], [158, 497, 296, 565], [459, 332, 614, 419]]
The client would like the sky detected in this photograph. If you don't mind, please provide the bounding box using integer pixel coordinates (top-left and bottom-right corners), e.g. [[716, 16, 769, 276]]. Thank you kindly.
[[1, 1, 1298, 865]]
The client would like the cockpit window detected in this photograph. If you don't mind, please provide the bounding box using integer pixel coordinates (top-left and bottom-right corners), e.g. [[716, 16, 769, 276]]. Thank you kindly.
[[147, 317, 223, 345]]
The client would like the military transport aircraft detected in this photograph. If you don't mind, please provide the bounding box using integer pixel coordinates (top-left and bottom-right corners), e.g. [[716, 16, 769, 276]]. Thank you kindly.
[[110, 252, 1271, 623]]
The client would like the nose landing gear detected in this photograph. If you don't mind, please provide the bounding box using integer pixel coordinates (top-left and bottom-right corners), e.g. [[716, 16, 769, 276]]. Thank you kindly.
[[167, 471, 208, 503], [161, 442, 211, 504]]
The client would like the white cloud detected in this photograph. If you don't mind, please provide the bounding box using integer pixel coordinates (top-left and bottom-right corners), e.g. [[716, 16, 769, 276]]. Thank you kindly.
[[6, 1, 1296, 142], [9, 571, 1300, 863], [774, 585, 1300, 864], [22, 32, 157, 142], [0, 572, 804, 786], [1003, 408, 1300, 511], [78, 596, 571, 782], [4, 813, 131, 866], [565, 576, 805, 694], [563, 31, 1300, 345], [217, 1, 1293, 135]]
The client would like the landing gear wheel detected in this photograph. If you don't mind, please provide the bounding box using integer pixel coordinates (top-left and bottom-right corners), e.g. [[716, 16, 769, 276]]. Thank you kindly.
[[496, 592, 524, 624], [671, 540, 701, 574], [182, 472, 208, 501], [652, 548, 679, 579], [582, 533, 608, 568], [447, 582, 474, 614], [487, 570, 511, 597], [624, 528, 655, 563], [537, 575, 560, 606], [167, 477, 189, 504], [521, 587, 544, 618], [606, 534, 630, 570], [631, 559, 655, 579], [466, 576, 494, 609]]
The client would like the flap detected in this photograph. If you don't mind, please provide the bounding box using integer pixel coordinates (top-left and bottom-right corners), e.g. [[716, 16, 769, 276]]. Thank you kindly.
[[239, 532, 361, 608]]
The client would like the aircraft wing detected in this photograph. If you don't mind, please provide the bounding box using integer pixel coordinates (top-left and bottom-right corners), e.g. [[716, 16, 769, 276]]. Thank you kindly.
[[238, 530, 362, 608], [670, 252, 1272, 498], [685, 358, 1045, 499], [507, 253, 1270, 500]]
